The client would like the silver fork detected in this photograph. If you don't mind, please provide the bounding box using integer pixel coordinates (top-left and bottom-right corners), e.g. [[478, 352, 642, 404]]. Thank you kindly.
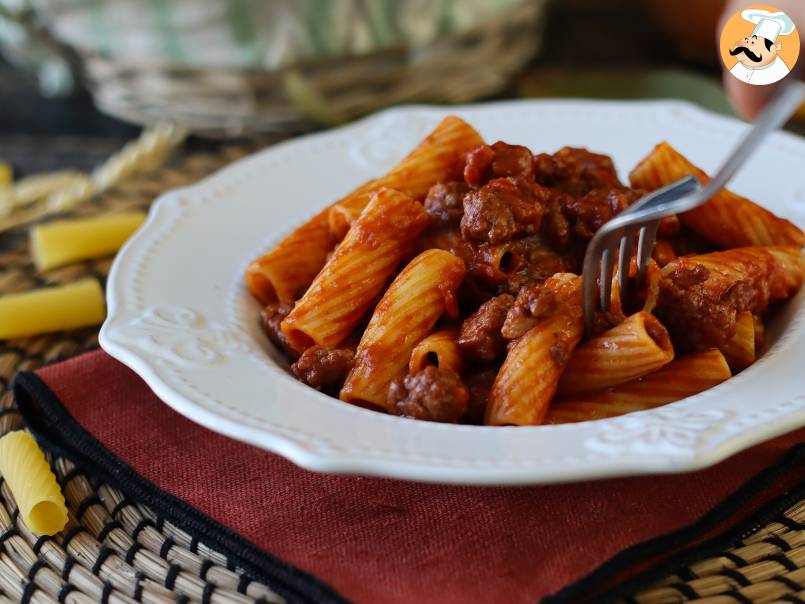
[[582, 79, 805, 334]]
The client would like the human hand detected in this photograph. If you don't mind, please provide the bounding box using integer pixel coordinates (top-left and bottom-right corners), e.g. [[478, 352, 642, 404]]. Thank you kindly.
[[720, 0, 804, 118]]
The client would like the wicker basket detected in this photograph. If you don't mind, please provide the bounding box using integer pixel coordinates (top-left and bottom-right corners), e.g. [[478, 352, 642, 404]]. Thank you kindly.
[[7, 0, 546, 136]]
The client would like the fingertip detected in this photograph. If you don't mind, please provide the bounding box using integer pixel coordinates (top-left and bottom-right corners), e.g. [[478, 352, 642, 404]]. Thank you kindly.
[[723, 72, 781, 120]]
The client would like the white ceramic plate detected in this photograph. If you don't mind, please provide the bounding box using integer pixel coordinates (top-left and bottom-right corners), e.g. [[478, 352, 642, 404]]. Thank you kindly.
[[100, 100, 805, 485]]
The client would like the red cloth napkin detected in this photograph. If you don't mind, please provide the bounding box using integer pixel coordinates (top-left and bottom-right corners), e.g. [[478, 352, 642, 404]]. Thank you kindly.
[[14, 350, 805, 604]]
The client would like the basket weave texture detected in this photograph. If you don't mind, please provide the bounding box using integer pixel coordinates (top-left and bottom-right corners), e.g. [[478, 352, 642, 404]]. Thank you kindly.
[[75, 1, 546, 136], [0, 144, 803, 603]]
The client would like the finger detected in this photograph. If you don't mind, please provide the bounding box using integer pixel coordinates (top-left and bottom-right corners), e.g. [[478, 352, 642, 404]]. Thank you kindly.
[[723, 71, 782, 120], [718, 0, 804, 120]]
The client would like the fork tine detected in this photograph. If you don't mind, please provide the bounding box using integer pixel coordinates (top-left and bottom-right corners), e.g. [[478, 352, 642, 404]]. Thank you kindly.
[[636, 220, 659, 284], [616, 231, 634, 302], [599, 243, 615, 312]]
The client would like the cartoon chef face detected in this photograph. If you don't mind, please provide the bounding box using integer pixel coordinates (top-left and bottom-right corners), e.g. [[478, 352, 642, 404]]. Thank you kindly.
[[730, 34, 781, 68]]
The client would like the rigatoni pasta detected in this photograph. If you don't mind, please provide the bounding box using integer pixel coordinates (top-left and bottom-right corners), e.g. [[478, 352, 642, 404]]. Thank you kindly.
[[0, 279, 105, 339], [629, 141, 805, 248], [281, 188, 429, 352], [486, 274, 583, 426], [245, 208, 335, 306], [30, 211, 146, 271], [409, 328, 463, 375], [545, 350, 731, 424], [340, 249, 464, 410], [557, 311, 674, 395], [0, 431, 68, 536], [718, 311, 756, 371], [247, 118, 805, 426], [328, 116, 484, 239]]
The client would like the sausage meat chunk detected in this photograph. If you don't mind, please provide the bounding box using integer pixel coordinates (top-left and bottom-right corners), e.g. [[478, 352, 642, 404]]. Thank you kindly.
[[388, 366, 469, 423]]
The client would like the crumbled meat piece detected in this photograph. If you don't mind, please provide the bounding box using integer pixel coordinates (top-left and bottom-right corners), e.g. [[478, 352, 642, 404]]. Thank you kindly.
[[672, 264, 710, 288], [500, 237, 568, 294], [461, 177, 548, 244], [423, 182, 469, 225], [655, 251, 781, 351], [464, 144, 494, 186], [388, 366, 469, 423], [261, 304, 298, 360], [489, 141, 534, 180], [464, 368, 498, 424], [458, 294, 514, 361], [501, 283, 557, 339], [464, 142, 535, 186], [541, 194, 571, 248], [291, 346, 354, 390], [534, 147, 623, 196], [563, 187, 642, 240]]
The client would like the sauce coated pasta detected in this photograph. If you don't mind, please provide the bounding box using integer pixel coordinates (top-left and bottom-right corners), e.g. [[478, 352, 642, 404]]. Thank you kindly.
[[246, 117, 805, 425]]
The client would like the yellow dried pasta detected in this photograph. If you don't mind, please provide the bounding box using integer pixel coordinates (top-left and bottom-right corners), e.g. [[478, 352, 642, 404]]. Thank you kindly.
[[31, 211, 146, 271], [0, 279, 105, 339], [0, 431, 67, 535], [0, 162, 11, 188]]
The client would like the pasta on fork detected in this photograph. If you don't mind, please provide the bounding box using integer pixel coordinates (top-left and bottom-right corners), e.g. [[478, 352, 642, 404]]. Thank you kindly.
[[246, 117, 805, 426]]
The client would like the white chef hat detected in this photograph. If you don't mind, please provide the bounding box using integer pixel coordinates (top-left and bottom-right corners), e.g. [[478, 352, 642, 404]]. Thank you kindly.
[[741, 9, 796, 42]]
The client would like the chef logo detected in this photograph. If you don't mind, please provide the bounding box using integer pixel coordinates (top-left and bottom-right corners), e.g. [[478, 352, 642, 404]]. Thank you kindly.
[[720, 4, 799, 85]]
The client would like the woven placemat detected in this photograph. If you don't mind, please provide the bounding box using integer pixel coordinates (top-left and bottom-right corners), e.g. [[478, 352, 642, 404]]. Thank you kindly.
[[0, 144, 803, 604]]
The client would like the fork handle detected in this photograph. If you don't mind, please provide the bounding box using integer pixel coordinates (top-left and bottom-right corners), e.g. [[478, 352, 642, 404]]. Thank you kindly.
[[701, 80, 805, 201]]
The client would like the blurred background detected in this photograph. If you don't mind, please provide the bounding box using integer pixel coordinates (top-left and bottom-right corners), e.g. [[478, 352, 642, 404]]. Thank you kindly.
[[0, 0, 791, 177]]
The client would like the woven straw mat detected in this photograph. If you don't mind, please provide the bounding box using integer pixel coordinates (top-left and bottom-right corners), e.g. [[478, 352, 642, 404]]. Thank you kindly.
[[0, 144, 803, 604]]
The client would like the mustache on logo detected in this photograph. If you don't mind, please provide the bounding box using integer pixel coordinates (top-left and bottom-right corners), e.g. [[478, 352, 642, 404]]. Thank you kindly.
[[729, 46, 763, 62]]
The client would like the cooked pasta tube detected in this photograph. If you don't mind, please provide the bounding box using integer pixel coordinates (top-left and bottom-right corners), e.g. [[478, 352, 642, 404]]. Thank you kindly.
[[557, 311, 674, 395], [718, 311, 755, 371], [0, 431, 67, 535], [30, 211, 146, 270], [409, 328, 462, 375], [642, 260, 662, 314], [485, 273, 583, 426], [282, 188, 429, 352], [341, 250, 465, 410], [629, 142, 804, 248], [545, 349, 731, 424], [328, 116, 484, 239], [0, 279, 105, 339], [245, 206, 334, 306]]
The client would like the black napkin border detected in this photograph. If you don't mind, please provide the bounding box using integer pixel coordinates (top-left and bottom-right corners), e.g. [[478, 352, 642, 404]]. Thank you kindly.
[[13, 371, 349, 604], [547, 442, 805, 603], [13, 370, 805, 604]]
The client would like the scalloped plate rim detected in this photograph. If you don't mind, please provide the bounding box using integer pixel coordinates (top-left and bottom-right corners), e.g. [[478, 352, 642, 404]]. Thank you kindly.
[[100, 98, 805, 485]]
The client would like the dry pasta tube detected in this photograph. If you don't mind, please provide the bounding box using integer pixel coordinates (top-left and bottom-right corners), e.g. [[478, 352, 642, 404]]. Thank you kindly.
[[341, 249, 465, 410], [282, 188, 429, 352], [545, 349, 731, 424], [486, 273, 583, 426], [31, 211, 146, 271], [328, 116, 484, 239], [0, 162, 11, 187], [629, 141, 804, 248], [557, 311, 674, 395], [409, 328, 462, 375], [0, 279, 105, 339], [0, 431, 67, 535], [718, 311, 755, 371]]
